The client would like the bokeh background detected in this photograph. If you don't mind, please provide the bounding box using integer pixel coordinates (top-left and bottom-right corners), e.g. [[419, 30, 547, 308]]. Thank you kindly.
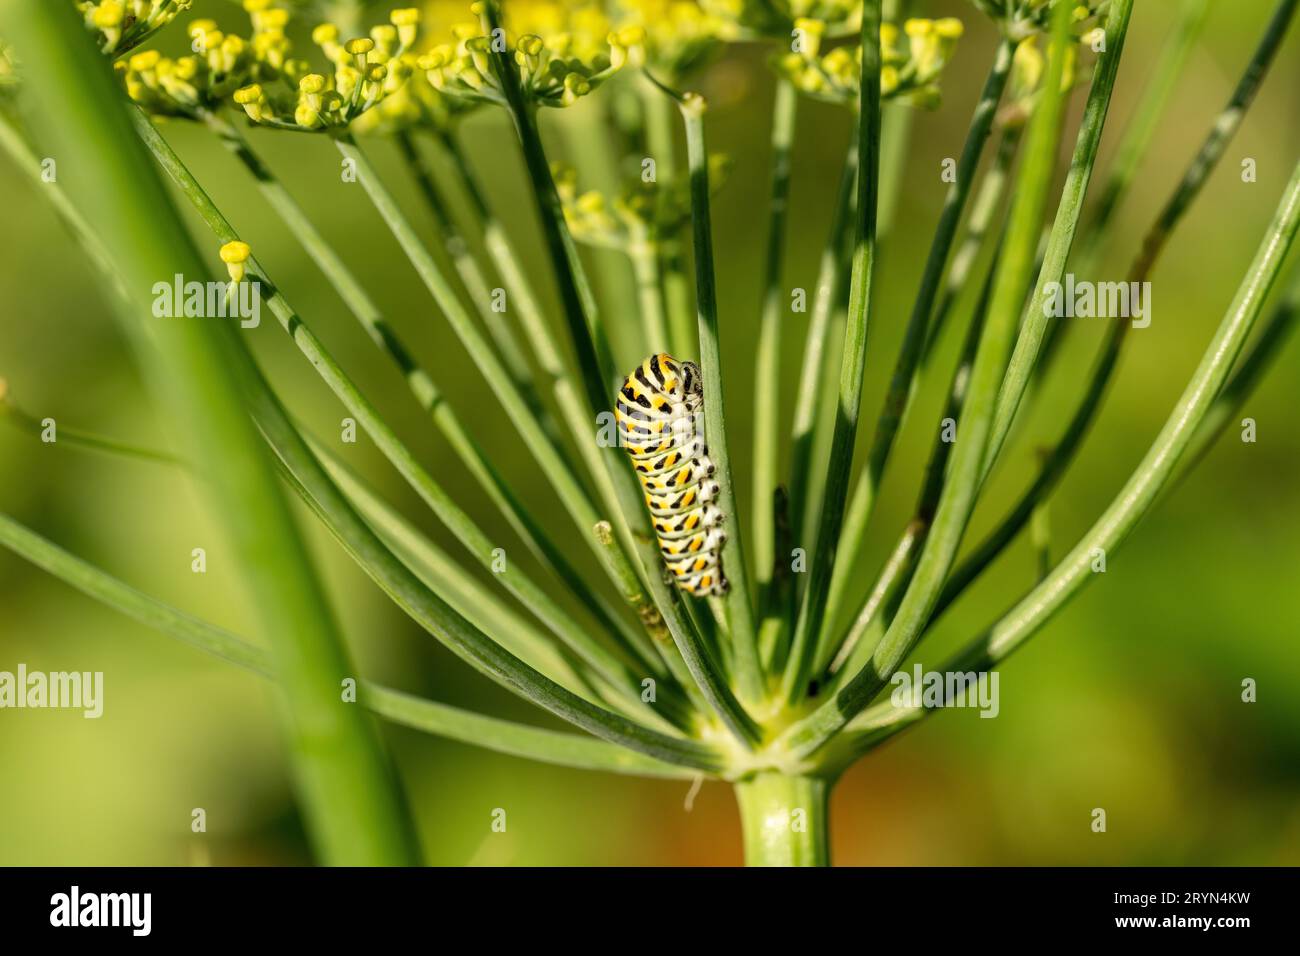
[[1, 0, 1298, 865]]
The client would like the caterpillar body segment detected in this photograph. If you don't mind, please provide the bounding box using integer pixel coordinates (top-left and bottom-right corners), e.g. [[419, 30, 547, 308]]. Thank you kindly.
[[616, 353, 729, 597]]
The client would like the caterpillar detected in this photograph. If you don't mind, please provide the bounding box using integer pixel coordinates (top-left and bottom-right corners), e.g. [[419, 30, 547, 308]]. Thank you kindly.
[[615, 353, 729, 597]]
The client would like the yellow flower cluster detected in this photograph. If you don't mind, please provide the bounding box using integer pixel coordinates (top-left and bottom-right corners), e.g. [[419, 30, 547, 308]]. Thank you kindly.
[[699, 0, 859, 39], [77, 0, 193, 57], [116, 20, 263, 117], [554, 154, 730, 249], [615, 1, 728, 77], [970, 0, 1105, 41], [418, 5, 641, 110], [234, 8, 421, 132], [775, 17, 963, 109]]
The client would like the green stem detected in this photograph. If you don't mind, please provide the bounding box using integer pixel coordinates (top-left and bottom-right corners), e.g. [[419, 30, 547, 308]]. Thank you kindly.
[[781, 0, 883, 704], [332, 131, 658, 657], [198, 109, 663, 681], [846, 158, 1300, 759], [392, 128, 549, 425], [6, 0, 417, 866], [679, 93, 765, 706], [628, 228, 671, 352], [786, 143, 858, 565], [752, 78, 799, 607], [780, 0, 1079, 753], [817, 37, 1016, 662], [0, 513, 699, 780], [935, 0, 1296, 618], [138, 113, 669, 720], [981, 0, 1136, 481], [734, 772, 830, 866]]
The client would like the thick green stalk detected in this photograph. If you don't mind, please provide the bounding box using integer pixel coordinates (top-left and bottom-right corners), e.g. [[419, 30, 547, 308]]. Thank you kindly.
[[780, 0, 1078, 751], [677, 94, 765, 705], [198, 110, 663, 679], [4, 0, 416, 866], [734, 772, 830, 866], [0, 513, 698, 780], [818, 38, 1016, 659], [752, 78, 799, 608], [781, 0, 884, 704], [845, 159, 1300, 759]]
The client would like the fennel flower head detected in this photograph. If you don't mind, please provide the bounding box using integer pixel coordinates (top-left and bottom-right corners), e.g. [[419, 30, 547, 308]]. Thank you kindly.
[[554, 152, 731, 249], [77, 0, 194, 57], [416, 1, 641, 110], [969, 0, 1108, 40], [232, 6, 422, 132], [775, 16, 964, 109]]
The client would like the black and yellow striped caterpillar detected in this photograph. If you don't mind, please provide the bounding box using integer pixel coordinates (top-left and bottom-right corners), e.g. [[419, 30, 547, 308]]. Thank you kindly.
[[615, 353, 729, 597]]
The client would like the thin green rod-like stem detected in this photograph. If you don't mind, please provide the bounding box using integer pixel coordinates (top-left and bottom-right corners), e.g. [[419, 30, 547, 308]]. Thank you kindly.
[[1072, 0, 1210, 278], [434, 128, 662, 628], [786, 143, 858, 566], [752, 78, 799, 611], [817, 37, 1016, 663], [779, 0, 1079, 749], [5, 0, 417, 866], [392, 127, 552, 429], [627, 225, 671, 352], [921, 124, 1022, 365], [333, 132, 658, 647], [935, 0, 1297, 618], [980, 0, 1138, 483], [1035, 0, 1208, 381], [829, 247, 1001, 681], [0, 513, 698, 780], [843, 159, 1300, 761], [244, 350, 724, 770], [781, 0, 884, 704], [0, 380, 675, 725], [677, 89, 765, 705], [198, 109, 664, 681], [136, 114, 675, 726]]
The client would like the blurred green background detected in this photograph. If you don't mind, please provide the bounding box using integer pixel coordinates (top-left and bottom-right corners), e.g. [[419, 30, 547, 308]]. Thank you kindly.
[[1, 0, 1298, 865]]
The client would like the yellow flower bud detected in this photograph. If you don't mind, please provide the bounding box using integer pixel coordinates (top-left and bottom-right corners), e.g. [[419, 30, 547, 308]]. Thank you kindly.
[[299, 73, 327, 94], [345, 38, 375, 56], [129, 50, 161, 72], [391, 7, 420, 47], [219, 241, 252, 283], [92, 1, 125, 29]]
